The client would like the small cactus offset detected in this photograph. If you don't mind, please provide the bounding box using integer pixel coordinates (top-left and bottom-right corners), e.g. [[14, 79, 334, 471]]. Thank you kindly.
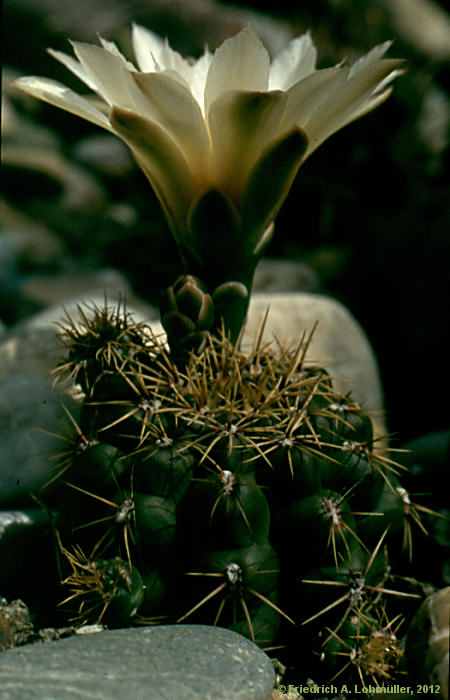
[[37, 295, 435, 686]]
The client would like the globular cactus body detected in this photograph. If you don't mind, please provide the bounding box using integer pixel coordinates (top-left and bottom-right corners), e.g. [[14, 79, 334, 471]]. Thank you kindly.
[[41, 301, 441, 686]]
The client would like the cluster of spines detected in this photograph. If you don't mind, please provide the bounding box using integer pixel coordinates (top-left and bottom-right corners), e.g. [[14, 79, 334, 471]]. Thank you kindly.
[[43, 300, 430, 685]]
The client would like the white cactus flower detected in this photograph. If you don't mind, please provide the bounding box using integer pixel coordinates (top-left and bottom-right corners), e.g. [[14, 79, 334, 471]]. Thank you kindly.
[[15, 25, 403, 255]]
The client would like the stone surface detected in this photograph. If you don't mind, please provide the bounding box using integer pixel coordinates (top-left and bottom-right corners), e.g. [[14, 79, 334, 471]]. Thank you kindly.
[[0, 624, 275, 699], [1, 202, 65, 271], [19, 268, 136, 311], [72, 134, 134, 176], [405, 587, 450, 700], [0, 598, 34, 650], [253, 258, 319, 294], [0, 371, 75, 506], [3, 144, 105, 213]]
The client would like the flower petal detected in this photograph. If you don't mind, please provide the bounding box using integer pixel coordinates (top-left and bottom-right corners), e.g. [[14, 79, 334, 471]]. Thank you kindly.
[[348, 40, 393, 77], [132, 23, 162, 72], [13, 76, 112, 130], [99, 37, 137, 70], [269, 32, 317, 90], [279, 66, 348, 134], [131, 22, 193, 81], [47, 48, 99, 91], [204, 27, 270, 116], [71, 41, 149, 112], [133, 71, 211, 182], [347, 85, 395, 122], [189, 49, 213, 113], [110, 106, 197, 240], [240, 128, 308, 244], [208, 88, 287, 201], [303, 58, 403, 156]]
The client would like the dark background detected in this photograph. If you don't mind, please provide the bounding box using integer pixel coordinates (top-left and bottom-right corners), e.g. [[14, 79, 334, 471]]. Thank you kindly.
[[2, 0, 449, 444]]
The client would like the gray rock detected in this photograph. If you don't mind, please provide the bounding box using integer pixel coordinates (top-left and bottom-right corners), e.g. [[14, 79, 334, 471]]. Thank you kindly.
[[0, 371, 73, 506], [405, 587, 450, 698], [0, 325, 65, 386], [2, 87, 59, 150], [19, 268, 136, 312], [1, 201, 65, 271], [0, 319, 80, 506], [253, 258, 319, 294], [0, 624, 275, 699], [0, 598, 35, 650], [3, 144, 105, 212], [2, 90, 105, 214], [72, 134, 134, 176]]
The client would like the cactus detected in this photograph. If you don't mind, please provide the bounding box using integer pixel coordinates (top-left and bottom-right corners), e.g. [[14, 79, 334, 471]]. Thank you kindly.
[[32, 294, 439, 687], [13, 22, 446, 689]]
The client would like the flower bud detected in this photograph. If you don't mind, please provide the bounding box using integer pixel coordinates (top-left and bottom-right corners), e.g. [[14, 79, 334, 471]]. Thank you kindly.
[[160, 275, 215, 360]]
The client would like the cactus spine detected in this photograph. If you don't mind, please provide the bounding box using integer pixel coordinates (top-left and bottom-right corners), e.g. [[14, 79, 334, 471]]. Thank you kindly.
[[36, 294, 438, 687]]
